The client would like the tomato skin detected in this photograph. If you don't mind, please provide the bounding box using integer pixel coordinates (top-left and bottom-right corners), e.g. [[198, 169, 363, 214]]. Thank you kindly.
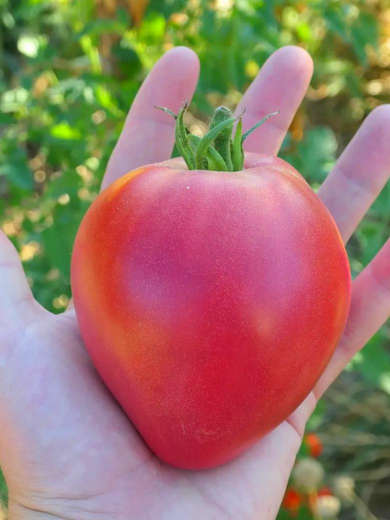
[[71, 155, 351, 470]]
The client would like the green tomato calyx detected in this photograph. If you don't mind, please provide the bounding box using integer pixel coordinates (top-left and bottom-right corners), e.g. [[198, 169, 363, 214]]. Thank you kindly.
[[155, 102, 280, 172]]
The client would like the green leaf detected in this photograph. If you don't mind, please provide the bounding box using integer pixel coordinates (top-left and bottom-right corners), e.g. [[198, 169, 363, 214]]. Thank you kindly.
[[292, 127, 338, 184], [1, 161, 34, 190], [0, 143, 34, 191], [95, 85, 124, 117], [50, 122, 82, 140], [349, 334, 390, 388], [112, 42, 142, 78], [76, 19, 127, 40], [138, 12, 166, 44], [350, 12, 379, 66], [323, 7, 350, 43], [0, 466, 7, 505], [42, 203, 86, 278], [0, 113, 15, 125]]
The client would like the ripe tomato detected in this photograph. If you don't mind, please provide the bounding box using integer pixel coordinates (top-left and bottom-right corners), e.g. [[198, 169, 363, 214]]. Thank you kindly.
[[71, 152, 351, 470], [282, 488, 302, 513], [305, 432, 323, 458]]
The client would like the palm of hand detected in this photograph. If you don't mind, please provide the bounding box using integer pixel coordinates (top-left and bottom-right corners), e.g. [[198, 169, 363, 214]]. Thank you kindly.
[[3, 310, 303, 520], [1, 47, 390, 520]]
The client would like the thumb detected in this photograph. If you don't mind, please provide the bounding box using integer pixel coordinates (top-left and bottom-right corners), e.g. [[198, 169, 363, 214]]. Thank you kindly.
[[0, 232, 44, 335]]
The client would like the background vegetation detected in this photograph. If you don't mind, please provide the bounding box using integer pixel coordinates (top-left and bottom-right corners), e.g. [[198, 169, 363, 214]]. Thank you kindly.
[[1, 0, 390, 518]]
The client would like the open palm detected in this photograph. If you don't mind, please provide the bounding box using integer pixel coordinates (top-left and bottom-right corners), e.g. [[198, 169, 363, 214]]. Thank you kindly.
[[1, 46, 390, 520]]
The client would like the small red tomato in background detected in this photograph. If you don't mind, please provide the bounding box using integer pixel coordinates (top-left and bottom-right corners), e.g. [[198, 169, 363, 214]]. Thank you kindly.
[[318, 486, 333, 497], [282, 488, 303, 515], [305, 432, 323, 458], [71, 105, 351, 469]]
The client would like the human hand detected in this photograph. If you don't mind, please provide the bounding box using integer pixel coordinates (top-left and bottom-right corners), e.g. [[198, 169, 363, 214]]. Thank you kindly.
[[1, 46, 390, 520]]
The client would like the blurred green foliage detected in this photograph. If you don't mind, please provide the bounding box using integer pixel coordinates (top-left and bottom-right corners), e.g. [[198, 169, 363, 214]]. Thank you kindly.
[[1, 0, 390, 518]]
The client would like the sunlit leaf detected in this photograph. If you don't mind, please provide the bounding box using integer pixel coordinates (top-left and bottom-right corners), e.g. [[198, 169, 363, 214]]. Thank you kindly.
[[50, 122, 82, 140], [17, 34, 40, 57]]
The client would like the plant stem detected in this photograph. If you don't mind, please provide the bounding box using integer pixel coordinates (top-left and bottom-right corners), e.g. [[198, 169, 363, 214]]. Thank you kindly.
[[155, 102, 280, 172], [209, 107, 234, 171]]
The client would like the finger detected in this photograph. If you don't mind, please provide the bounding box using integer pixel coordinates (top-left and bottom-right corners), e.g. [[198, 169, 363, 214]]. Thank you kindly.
[[314, 236, 390, 398], [0, 232, 41, 326], [235, 46, 313, 155], [318, 105, 390, 242], [102, 47, 200, 190]]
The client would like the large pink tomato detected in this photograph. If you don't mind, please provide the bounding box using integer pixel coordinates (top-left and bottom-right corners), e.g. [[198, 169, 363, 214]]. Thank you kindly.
[[71, 151, 351, 470]]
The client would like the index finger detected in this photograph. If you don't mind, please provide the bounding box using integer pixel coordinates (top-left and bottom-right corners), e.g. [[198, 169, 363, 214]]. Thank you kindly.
[[102, 47, 200, 190]]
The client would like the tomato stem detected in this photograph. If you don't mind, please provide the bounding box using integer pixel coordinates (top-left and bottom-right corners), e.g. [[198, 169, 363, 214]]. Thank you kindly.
[[241, 111, 280, 143], [232, 117, 244, 171], [195, 113, 237, 169], [155, 102, 280, 172], [209, 107, 235, 171], [188, 134, 228, 171], [175, 101, 196, 170]]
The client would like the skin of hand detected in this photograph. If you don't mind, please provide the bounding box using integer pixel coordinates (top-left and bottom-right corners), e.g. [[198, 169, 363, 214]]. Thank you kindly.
[[1, 46, 390, 520]]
